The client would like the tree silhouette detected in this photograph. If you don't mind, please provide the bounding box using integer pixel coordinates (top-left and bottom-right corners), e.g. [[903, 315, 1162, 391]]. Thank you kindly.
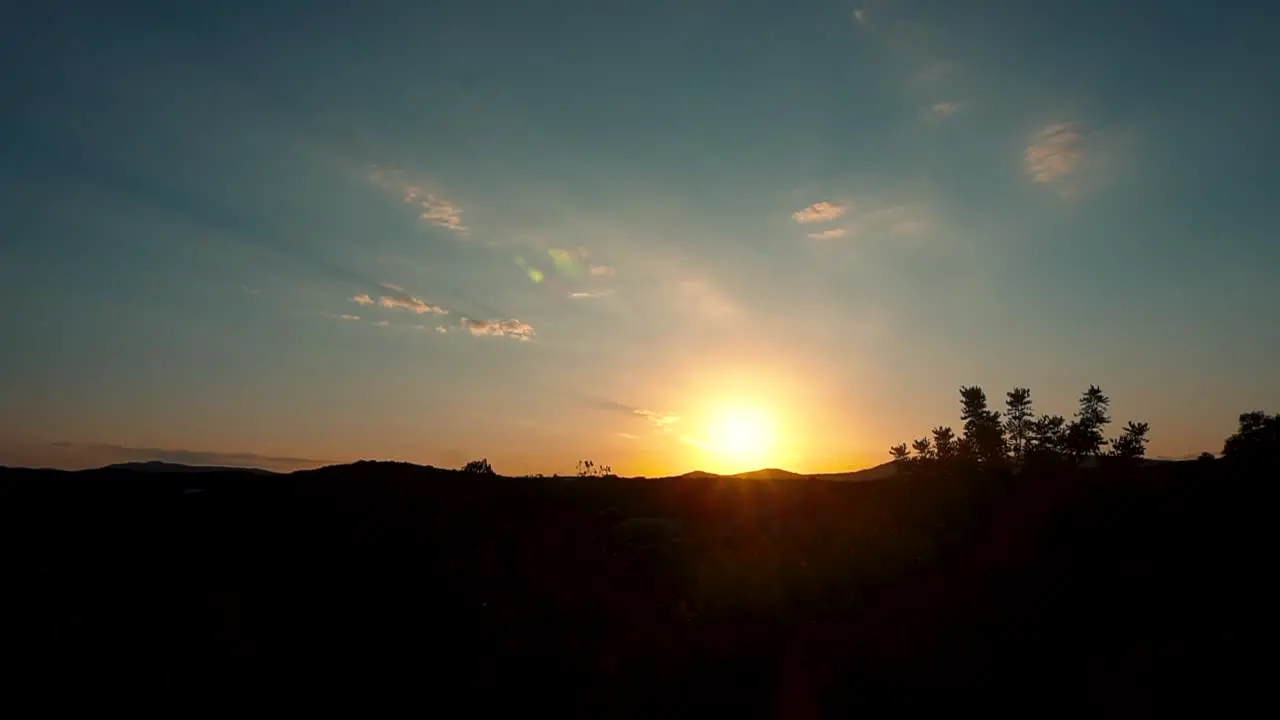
[[1221, 411, 1279, 463], [462, 458, 496, 475], [889, 384, 1152, 473], [931, 426, 957, 460], [1110, 421, 1151, 461], [1028, 414, 1067, 459], [959, 386, 1005, 463], [1004, 388, 1034, 462], [1066, 385, 1110, 460], [576, 459, 615, 478]]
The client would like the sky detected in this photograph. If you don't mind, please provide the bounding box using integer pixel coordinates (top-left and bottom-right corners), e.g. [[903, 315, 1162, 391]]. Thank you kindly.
[[2, 0, 1278, 476]]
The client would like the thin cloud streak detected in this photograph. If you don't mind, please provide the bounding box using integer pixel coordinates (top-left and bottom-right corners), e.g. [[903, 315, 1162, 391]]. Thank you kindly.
[[378, 293, 448, 315], [460, 318, 536, 340], [369, 166, 467, 233], [808, 228, 848, 241]]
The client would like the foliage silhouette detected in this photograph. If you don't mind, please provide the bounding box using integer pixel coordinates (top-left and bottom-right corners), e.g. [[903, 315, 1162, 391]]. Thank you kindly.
[[1221, 410, 1279, 463], [462, 458, 496, 475], [959, 385, 1005, 463], [1066, 385, 1111, 460], [931, 426, 957, 460], [1110, 421, 1151, 461], [575, 459, 615, 478], [892, 384, 1148, 470]]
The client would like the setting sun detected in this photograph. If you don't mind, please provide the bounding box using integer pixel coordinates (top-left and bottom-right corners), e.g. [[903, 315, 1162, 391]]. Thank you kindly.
[[706, 406, 774, 472]]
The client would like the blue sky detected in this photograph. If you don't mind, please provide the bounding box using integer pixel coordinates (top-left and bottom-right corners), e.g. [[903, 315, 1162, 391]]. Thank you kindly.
[[2, 0, 1277, 474]]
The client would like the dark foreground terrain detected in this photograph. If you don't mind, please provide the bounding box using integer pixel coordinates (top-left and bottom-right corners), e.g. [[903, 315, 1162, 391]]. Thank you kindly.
[[0, 459, 1265, 715]]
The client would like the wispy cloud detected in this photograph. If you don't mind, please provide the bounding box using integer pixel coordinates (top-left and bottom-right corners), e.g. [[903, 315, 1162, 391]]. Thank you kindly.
[[378, 292, 448, 315], [460, 318, 536, 340], [331, 313, 362, 322], [635, 409, 681, 431], [435, 326, 449, 334], [853, 8, 868, 25], [570, 290, 614, 299], [792, 201, 849, 225], [928, 101, 962, 119], [891, 218, 929, 236], [585, 397, 681, 434], [808, 228, 849, 241], [679, 280, 736, 319], [369, 166, 467, 233], [1026, 123, 1082, 183], [590, 265, 616, 277], [352, 293, 374, 305], [373, 320, 390, 327]]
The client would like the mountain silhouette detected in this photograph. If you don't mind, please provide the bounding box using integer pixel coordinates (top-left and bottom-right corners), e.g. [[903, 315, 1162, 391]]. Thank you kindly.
[[101, 460, 278, 475]]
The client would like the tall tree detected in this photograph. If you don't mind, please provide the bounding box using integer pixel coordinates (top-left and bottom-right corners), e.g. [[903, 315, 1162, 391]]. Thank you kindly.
[[1004, 387, 1034, 461], [959, 385, 1005, 463], [1028, 414, 1067, 458], [911, 437, 933, 460], [931, 426, 957, 460], [889, 444, 911, 463], [1066, 385, 1111, 459], [1110, 421, 1151, 461], [1221, 411, 1279, 462]]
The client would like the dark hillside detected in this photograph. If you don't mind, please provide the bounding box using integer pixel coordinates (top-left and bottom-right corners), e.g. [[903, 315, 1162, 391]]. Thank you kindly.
[[0, 460, 1264, 714]]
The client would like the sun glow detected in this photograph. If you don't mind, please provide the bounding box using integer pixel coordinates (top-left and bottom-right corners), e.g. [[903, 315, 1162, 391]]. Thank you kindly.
[[705, 406, 774, 472]]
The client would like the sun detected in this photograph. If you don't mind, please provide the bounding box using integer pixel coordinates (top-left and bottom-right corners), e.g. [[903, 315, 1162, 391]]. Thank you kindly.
[[706, 406, 774, 472]]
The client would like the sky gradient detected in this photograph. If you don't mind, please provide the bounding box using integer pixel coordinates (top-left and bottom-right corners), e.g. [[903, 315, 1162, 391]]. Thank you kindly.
[[3, 0, 1278, 475]]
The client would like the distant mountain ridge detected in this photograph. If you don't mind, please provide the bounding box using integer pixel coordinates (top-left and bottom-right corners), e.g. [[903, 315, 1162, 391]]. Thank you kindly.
[[82, 458, 898, 481], [101, 460, 278, 475], [679, 463, 899, 483]]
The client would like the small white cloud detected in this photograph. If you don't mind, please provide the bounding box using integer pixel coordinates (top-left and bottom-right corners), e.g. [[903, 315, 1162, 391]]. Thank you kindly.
[[929, 101, 962, 119], [590, 265, 616, 277], [1026, 123, 1082, 183], [336, 314, 361, 322], [808, 228, 848, 241], [792, 201, 849, 225], [570, 290, 614, 299], [373, 320, 390, 327], [435, 326, 448, 334], [460, 318, 536, 341], [853, 8, 867, 25], [352, 294, 375, 305]]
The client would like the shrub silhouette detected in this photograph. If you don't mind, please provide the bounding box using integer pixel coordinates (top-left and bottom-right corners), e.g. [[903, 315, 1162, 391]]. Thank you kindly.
[[1221, 411, 1279, 463], [461, 458, 496, 475]]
